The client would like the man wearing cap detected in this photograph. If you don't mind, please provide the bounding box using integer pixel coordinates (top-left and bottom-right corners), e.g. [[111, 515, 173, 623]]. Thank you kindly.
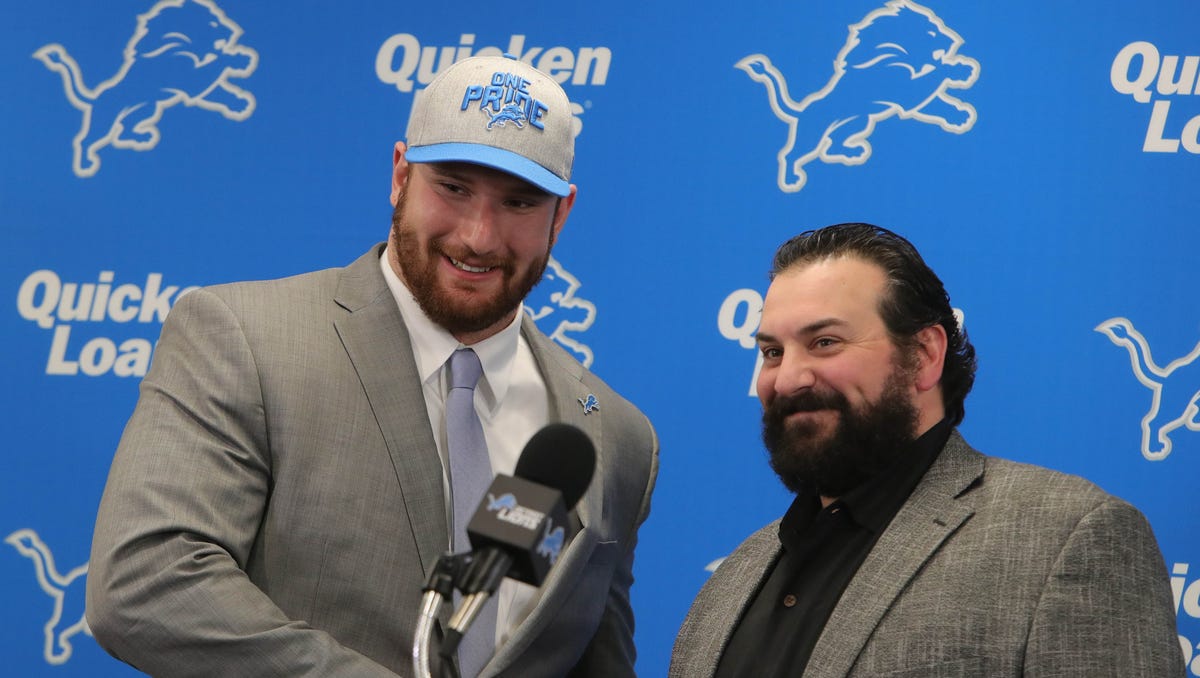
[[87, 55, 658, 678]]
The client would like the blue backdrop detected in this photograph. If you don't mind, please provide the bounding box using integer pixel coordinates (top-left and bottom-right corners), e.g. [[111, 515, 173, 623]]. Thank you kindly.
[[3, 1, 1198, 675]]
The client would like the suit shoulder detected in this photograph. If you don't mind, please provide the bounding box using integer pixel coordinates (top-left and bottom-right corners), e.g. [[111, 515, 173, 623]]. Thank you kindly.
[[171, 247, 382, 330], [977, 454, 1140, 520], [528, 323, 654, 431], [983, 455, 1107, 496], [580, 366, 648, 421], [199, 265, 345, 307]]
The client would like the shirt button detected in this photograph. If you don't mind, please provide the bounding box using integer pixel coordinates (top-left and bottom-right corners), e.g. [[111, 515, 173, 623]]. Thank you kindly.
[[783, 594, 797, 608]]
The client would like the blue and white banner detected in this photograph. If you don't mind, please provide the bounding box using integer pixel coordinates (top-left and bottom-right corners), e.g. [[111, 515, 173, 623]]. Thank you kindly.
[[3, 1, 1198, 675]]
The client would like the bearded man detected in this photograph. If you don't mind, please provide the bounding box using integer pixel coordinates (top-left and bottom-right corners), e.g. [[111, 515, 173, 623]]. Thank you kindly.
[[87, 55, 658, 678], [670, 223, 1181, 677]]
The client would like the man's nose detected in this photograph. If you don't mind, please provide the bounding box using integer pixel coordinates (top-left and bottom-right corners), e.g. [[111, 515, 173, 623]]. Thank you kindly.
[[773, 353, 818, 395], [458, 202, 502, 254], [758, 352, 817, 403]]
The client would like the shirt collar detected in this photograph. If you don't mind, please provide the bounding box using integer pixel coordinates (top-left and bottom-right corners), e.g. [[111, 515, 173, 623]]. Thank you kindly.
[[379, 248, 522, 414], [841, 417, 953, 531]]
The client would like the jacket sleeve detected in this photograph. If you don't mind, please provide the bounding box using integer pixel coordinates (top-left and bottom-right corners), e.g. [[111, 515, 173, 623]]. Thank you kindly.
[[86, 288, 398, 678], [1025, 497, 1185, 676]]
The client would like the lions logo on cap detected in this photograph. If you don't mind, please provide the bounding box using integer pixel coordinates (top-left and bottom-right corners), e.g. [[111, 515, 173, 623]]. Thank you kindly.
[[462, 71, 550, 132]]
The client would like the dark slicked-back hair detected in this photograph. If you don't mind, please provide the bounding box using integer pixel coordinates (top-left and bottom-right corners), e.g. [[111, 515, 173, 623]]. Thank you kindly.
[[769, 222, 977, 426]]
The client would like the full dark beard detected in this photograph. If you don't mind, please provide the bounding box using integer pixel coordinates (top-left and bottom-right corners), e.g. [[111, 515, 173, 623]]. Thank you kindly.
[[761, 368, 920, 497], [391, 199, 550, 335]]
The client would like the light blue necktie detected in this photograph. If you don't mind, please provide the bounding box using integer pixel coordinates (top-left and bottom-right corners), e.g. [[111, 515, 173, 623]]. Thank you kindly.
[[445, 348, 496, 678]]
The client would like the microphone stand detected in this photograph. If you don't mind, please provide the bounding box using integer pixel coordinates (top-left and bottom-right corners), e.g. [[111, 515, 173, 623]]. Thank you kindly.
[[412, 553, 471, 678], [437, 549, 513, 673]]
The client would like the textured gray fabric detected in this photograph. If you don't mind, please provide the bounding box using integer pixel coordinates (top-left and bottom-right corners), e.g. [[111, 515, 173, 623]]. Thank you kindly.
[[86, 244, 659, 678], [670, 432, 1184, 678]]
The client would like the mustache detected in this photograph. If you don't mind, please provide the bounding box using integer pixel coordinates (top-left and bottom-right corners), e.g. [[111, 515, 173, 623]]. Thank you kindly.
[[766, 389, 849, 417], [391, 201, 511, 273]]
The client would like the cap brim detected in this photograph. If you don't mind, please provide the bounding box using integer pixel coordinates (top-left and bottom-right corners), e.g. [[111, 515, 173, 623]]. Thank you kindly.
[[406, 143, 570, 197]]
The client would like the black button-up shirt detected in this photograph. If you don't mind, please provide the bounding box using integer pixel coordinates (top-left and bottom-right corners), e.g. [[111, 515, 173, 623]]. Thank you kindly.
[[714, 419, 953, 678]]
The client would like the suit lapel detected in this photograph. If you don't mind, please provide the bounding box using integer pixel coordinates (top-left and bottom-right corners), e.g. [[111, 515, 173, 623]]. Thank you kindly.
[[803, 433, 983, 678], [484, 316, 603, 675], [332, 245, 448, 576], [690, 528, 783, 678], [522, 314, 601, 536]]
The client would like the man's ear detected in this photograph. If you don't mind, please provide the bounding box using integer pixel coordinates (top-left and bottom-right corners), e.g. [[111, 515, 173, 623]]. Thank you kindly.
[[549, 184, 577, 246], [913, 324, 948, 393], [390, 141, 409, 206]]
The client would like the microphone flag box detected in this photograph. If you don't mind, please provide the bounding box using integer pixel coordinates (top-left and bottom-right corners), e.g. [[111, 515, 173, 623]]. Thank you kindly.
[[467, 474, 571, 586]]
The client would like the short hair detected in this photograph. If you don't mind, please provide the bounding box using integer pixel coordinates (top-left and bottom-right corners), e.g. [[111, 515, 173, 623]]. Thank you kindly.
[[769, 222, 977, 426]]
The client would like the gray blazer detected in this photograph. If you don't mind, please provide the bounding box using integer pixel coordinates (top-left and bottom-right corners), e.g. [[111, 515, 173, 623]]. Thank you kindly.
[[670, 433, 1183, 677], [87, 245, 659, 677]]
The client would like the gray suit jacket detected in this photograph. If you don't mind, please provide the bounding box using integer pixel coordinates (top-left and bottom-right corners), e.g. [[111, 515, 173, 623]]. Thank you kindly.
[[670, 433, 1183, 677], [87, 245, 659, 677]]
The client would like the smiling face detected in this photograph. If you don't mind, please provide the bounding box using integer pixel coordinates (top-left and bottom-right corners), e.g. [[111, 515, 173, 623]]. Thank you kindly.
[[756, 256, 903, 425], [388, 143, 575, 344], [755, 255, 945, 499]]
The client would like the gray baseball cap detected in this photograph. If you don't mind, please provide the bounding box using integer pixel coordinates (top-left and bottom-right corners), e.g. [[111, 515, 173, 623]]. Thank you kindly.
[[405, 54, 574, 197]]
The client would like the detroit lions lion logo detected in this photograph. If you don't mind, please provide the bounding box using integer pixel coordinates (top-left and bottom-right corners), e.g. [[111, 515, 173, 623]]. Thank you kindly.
[[737, 0, 980, 192], [1096, 317, 1200, 461], [34, 0, 258, 178], [487, 103, 528, 129], [6, 529, 91, 665], [536, 521, 566, 565], [487, 493, 519, 512], [578, 394, 600, 415], [526, 257, 597, 367]]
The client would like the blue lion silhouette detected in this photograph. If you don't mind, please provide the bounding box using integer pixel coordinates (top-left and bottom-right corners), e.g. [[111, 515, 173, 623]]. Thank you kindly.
[[34, 0, 258, 178], [487, 103, 528, 129], [737, 0, 980, 192], [537, 524, 566, 565], [577, 394, 600, 415], [487, 493, 519, 512]]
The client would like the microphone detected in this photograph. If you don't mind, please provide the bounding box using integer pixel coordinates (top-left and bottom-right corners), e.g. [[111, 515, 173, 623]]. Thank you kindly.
[[441, 423, 596, 659]]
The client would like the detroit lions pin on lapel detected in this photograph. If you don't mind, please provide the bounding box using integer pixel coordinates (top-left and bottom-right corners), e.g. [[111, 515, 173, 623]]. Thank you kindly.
[[578, 394, 599, 415]]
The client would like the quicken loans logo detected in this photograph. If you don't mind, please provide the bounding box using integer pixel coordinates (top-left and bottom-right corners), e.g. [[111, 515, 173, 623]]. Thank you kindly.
[[1172, 562, 1200, 675], [16, 269, 196, 377], [376, 34, 611, 138], [1111, 42, 1200, 154]]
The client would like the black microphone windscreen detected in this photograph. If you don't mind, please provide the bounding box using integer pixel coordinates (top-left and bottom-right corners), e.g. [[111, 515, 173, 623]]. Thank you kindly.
[[513, 423, 595, 510]]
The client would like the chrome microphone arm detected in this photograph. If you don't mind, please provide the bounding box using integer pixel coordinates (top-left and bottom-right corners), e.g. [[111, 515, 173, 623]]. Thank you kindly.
[[412, 553, 471, 678]]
